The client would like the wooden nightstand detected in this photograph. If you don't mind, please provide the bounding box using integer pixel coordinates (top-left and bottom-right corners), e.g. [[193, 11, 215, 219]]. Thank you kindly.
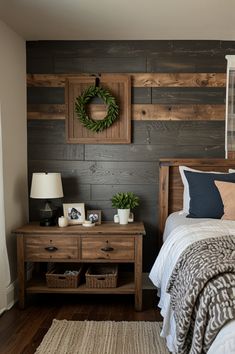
[[15, 222, 145, 311]]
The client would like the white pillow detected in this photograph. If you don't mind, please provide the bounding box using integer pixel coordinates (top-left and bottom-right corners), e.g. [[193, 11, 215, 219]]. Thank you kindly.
[[179, 166, 202, 214], [229, 169, 235, 172], [179, 166, 229, 214]]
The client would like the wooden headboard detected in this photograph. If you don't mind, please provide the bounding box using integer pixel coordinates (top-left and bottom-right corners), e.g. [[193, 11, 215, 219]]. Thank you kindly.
[[159, 158, 235, 236]]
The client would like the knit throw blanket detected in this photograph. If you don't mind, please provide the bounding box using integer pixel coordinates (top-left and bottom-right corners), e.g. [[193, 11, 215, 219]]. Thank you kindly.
[[167, 235, 235, 354]]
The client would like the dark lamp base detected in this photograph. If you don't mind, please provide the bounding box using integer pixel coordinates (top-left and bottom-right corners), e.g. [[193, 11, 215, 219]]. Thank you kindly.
[[39, 200, 57, 226], [40, 218, 56, 227]]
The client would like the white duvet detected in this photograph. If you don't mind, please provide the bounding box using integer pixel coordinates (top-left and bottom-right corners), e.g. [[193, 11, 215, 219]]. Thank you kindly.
[[149, 218, 235, 354]]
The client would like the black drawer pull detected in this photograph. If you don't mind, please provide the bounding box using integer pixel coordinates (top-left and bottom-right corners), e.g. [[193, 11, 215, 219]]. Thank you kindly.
[[45, 246, 58, 252], [101, 246, 114, 252]]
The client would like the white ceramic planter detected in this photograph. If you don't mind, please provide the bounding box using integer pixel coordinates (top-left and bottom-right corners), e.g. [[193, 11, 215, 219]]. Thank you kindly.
[[117, 209, 130, 225]]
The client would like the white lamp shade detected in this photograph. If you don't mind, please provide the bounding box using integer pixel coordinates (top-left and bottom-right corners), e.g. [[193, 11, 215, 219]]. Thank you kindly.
[[30, 173, 64, 199]]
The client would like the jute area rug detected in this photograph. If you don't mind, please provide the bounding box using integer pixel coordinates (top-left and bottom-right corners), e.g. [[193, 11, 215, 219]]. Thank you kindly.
[[35, 320, 169, 354]]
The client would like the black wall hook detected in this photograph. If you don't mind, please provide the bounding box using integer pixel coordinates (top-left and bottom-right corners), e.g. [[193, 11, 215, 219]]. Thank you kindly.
[[95, 77, 100, 87]]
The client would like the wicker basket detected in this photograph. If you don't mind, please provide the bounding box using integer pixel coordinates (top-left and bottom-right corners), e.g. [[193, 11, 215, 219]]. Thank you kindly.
[[85, 264, 118, 288], [46, 266, 82, 288]]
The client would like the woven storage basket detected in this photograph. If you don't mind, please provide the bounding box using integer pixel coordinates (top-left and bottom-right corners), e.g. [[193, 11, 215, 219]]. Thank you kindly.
[[85, 264, 118, 288], [46, 266, 82, 288]]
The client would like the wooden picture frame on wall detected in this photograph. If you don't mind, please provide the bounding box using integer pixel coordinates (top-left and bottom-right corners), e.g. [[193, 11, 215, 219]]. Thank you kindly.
[[65, 74, 131, 144]]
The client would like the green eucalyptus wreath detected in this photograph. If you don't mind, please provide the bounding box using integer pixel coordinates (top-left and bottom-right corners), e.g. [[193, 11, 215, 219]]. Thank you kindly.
[[75, 85, 119, 133]]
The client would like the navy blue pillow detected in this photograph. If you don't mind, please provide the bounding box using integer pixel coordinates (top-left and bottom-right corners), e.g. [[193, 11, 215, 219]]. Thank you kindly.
[[184, 170, 235, 218]]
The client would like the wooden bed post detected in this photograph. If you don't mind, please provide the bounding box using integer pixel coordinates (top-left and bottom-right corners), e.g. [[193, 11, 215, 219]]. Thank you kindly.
[[159, 163, 169, 237]]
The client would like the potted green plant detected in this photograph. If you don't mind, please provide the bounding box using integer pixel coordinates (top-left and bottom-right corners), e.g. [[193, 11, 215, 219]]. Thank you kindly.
[[111, 192, 139, 225]]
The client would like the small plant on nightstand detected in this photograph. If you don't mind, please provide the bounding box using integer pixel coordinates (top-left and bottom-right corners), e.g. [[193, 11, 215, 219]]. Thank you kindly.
[[111, 192, 139, 225]]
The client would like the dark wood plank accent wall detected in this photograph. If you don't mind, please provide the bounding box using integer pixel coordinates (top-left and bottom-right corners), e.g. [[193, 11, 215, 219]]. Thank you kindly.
[[27, 40, 235, 271]]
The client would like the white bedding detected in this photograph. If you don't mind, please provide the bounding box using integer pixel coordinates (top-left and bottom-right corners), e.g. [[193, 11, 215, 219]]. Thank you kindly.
[[149, 215, 235, 353], [162, 211, 212, 241]]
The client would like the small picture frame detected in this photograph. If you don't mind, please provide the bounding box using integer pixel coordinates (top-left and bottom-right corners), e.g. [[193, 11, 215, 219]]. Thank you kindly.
[[63, 203, 85, 225], [87, 210, 102, 224]]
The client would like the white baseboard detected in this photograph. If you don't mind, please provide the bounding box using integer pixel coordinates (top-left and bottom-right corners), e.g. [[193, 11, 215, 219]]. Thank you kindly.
[[1, 265, 33, 315], [0, 279, 18, 316], [6, 280, 17, 310]]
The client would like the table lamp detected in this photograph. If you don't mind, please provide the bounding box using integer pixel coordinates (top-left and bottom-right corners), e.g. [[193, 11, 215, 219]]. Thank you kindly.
[[30, 172, 64, 226]]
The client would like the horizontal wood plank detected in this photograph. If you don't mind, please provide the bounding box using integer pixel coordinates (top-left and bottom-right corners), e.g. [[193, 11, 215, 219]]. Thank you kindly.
[[147, 55, 226, 73], [28, 104, 65, 114], [27, 74, 68, 87], [27, 86, 225, 106], [28, 143, 84, 161], [27, 120, 225, 146], [28, 160, 157, 185], [151, 87, 225, 104], [132, 120, 225, 145], [133, 104, 225, 120], [84, 144, 224, 161], [27, 87, 65, 104], [54, 57, 147, 73], [27, 86, 151, 105], [27, 120, 67, 144], [27, 103, 225, 121], [132, 87, 151, 104], [27, 40, 228, 58], [28, 112, 65, 120], [27, 73, 226, 88], [133, 73, 225, 87], [27, 141, 225, 163]]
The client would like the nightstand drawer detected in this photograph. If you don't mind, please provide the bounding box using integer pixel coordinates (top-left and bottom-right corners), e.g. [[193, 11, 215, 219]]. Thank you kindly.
[[25, 236, 78, 260], [81, 236, 135, 260]]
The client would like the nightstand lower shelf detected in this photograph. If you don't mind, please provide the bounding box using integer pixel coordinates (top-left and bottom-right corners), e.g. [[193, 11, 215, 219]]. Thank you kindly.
[[26, 272, 135, 294]]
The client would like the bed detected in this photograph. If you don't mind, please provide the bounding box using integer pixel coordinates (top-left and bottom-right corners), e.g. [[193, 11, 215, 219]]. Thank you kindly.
[[149, 159, 235, 354]]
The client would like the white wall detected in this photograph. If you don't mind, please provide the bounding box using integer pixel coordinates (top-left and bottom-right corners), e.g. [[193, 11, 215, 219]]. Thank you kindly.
[[0, 20, 28, 301]]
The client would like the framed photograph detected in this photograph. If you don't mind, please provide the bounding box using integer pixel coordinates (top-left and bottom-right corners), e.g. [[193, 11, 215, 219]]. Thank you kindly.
[[63, 203, 85, 225], [87, 210, 102, 224]]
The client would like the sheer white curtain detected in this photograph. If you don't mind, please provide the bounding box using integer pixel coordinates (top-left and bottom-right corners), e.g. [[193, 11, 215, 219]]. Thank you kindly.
[[0, 107, 11, 314]]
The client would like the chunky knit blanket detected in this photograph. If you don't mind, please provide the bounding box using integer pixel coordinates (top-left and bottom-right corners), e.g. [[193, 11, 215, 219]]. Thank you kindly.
[[167, 235, 235, 354]]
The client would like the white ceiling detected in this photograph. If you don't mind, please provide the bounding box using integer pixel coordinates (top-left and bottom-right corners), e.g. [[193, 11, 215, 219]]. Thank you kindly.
[[0, 0, 234, 41]]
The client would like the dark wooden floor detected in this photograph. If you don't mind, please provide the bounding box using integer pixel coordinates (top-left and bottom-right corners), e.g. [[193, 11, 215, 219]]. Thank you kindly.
[[0, 290, 161, 354]]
